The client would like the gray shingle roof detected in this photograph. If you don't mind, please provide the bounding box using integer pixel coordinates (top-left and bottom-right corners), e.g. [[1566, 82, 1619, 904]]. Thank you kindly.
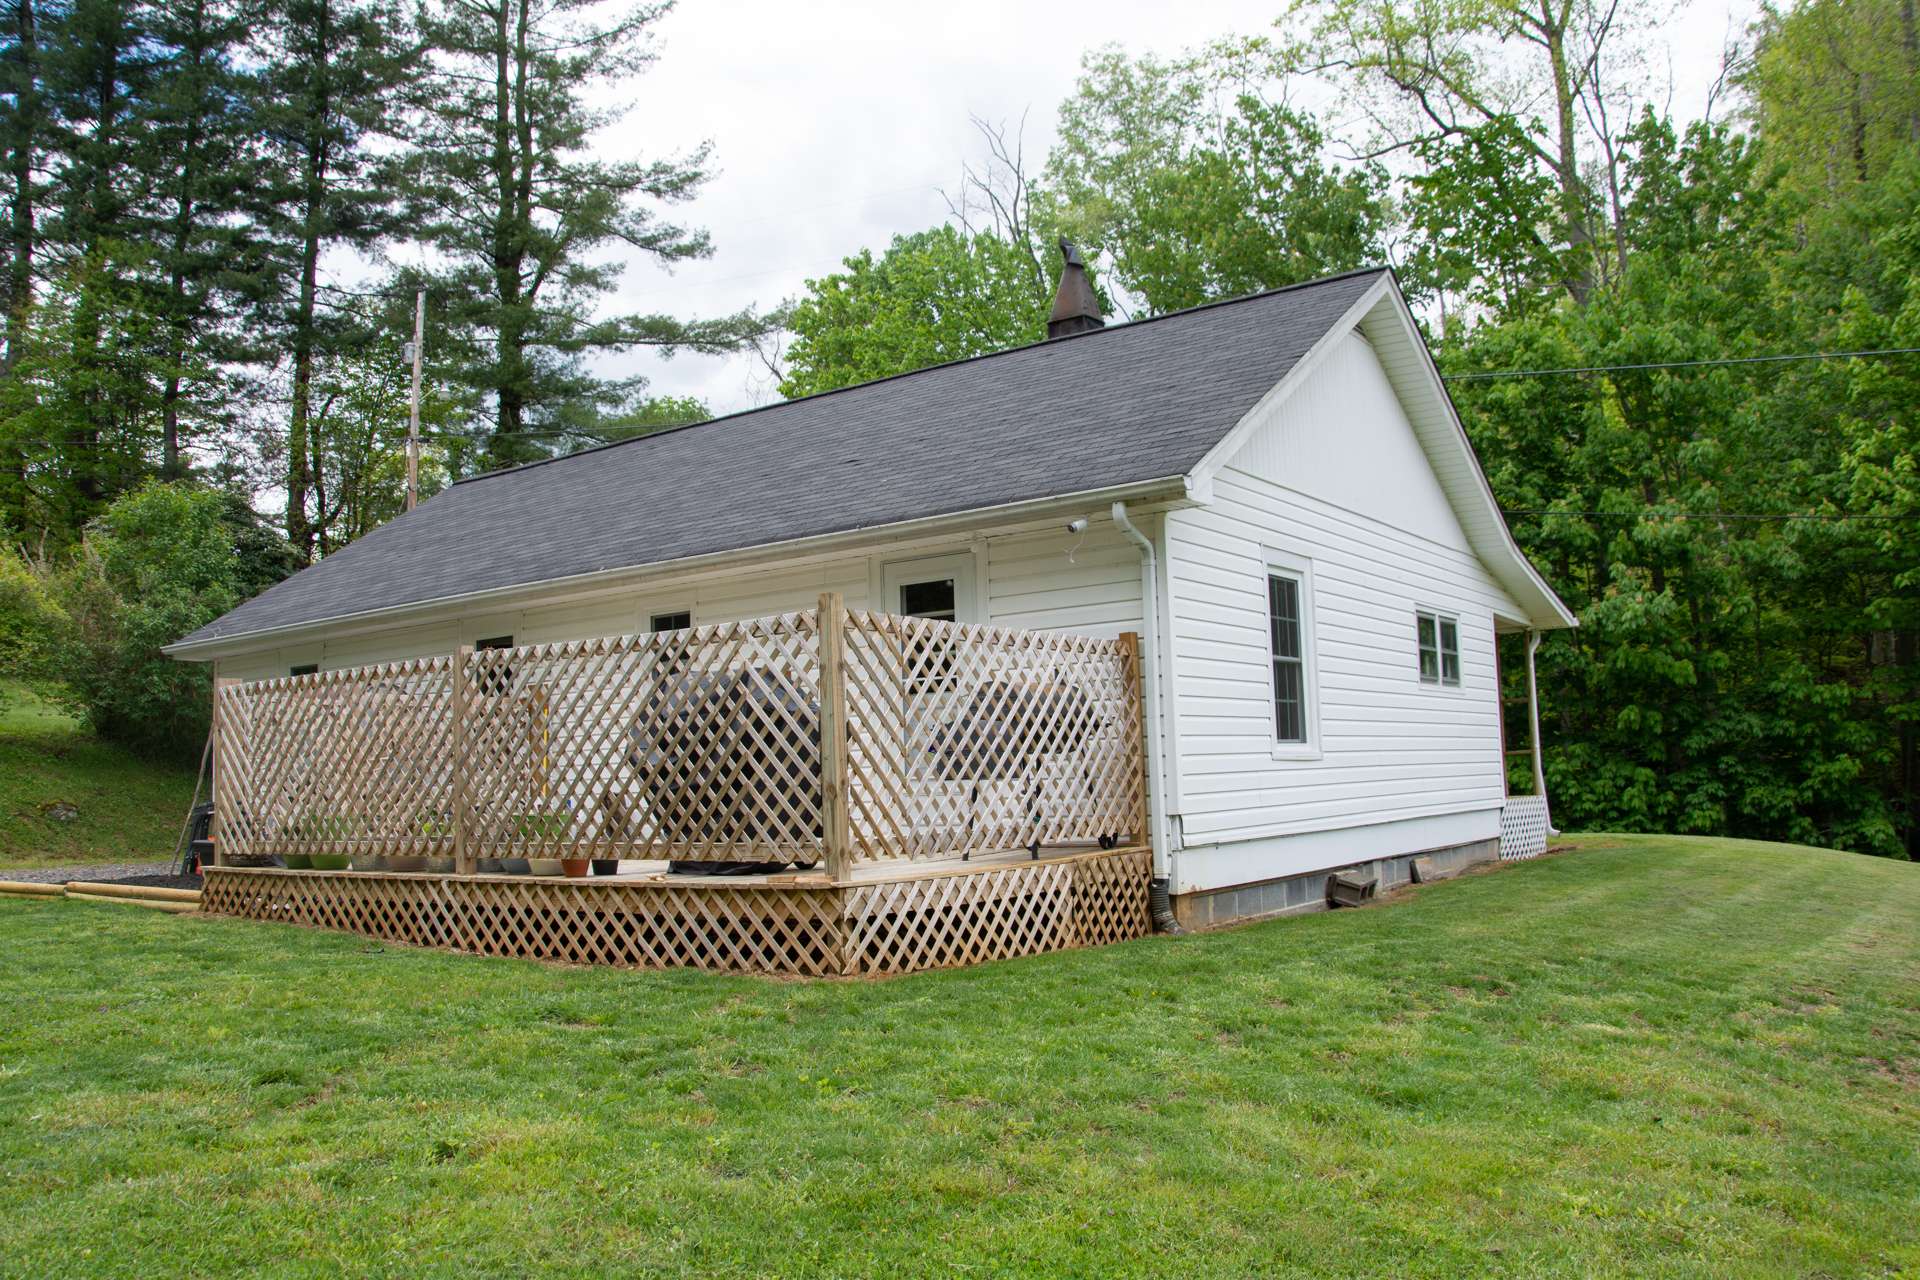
[[177, 268, 1387, 648]]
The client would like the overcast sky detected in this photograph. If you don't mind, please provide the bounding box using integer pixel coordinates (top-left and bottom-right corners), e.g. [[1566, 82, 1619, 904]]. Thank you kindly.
[[603, 0, 1751, 417]]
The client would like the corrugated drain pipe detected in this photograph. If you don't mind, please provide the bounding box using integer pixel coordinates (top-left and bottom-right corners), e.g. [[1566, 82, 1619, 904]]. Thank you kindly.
[[1110, 501, 1182, 935]]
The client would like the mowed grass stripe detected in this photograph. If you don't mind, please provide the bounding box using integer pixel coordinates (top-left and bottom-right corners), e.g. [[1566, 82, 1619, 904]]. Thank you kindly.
[[0, 834, 1914, 1278]]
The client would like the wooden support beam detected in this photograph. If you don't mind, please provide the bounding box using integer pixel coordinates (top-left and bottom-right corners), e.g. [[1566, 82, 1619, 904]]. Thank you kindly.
[[817, 592, 853, 883], [210, 676, 239, 868], [1120, 631, 1150, 845], [451, 646, 474, 874]]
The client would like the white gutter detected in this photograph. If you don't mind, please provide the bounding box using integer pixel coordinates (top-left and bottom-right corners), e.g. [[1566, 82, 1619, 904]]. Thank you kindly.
[[1110, 501, 1175, 897]]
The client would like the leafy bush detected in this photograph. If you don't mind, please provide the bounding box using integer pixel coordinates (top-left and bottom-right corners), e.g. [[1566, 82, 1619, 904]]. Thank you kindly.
[[41, 482, 264, 756], [0, 543, 60, 679]]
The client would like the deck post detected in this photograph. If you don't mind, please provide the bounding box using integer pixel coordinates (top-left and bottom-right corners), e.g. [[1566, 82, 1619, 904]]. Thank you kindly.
[[1119, 631, 1150, 846], [450, 646, 474, 874], [817, 592, 853, 883], [209, 676, 238, 868]]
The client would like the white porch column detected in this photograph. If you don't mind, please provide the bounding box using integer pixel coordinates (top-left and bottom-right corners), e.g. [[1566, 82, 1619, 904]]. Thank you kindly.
[[1524, 630, 1554, 831]]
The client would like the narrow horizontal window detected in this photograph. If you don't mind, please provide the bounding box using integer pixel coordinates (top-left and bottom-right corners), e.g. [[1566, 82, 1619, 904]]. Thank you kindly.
[[289, 663, 318, 677], [649, 611, 691, 632], [1269, 573, 1307, 743]]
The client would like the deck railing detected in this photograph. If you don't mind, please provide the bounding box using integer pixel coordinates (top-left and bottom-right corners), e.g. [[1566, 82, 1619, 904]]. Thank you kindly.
[[211, 595, 1148, 880]]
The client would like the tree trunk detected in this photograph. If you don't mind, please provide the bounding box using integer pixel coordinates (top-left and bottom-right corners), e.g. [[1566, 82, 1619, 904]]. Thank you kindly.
[[2, 0, 36, 373], [1, 0, 39, 530], [1542, 4, 1595, 306], [1902, 0, 1920, 144]]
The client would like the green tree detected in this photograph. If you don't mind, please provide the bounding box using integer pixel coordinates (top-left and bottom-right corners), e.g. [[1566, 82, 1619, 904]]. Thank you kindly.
[[1745, 0, 1920, 195], [41, 480, 269, 754], [1046, 41, 1390, 313], [779, 226, 1050, 399], [253, 0, 414, 562], [402, 0, 766, 471]]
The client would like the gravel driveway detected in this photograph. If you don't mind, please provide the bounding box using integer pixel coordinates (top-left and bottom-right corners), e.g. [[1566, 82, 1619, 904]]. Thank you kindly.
[[4, 861, 187, 885]]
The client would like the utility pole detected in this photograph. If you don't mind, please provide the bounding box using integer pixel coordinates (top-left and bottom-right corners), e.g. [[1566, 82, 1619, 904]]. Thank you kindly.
[[405, 289, 425, 511]]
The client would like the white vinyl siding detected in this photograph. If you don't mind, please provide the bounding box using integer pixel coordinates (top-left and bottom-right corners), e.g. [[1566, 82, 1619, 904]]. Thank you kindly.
[[1162, 327, 1527, 860], [218, 519, 1146, 679]]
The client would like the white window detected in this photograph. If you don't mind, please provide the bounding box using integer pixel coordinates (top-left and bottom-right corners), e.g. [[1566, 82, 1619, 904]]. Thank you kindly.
[[1417, 611, 1460, 686], [1262, 549, 1319, 756], [881, 552, 978, 624]]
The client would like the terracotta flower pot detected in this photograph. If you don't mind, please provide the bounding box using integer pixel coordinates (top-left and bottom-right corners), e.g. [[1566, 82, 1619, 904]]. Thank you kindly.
[[560, 858, 590, 878]]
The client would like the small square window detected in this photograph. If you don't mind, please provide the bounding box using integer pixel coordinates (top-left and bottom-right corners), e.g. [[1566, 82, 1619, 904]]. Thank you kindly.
[[899, 578, 958, 621], [475, 635, 514, 695], [1417, 612, 1460, 687]]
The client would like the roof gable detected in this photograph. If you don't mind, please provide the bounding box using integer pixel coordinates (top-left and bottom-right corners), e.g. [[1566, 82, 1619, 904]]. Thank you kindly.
[[1188, 276, 1577, 630]]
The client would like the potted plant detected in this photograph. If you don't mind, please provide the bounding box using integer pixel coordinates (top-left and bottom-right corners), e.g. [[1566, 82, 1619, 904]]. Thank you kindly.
[[514, 812, 568, 876]]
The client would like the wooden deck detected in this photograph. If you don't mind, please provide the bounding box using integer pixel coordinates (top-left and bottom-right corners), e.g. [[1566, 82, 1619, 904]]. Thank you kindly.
[[199, 844, 1152, 977]]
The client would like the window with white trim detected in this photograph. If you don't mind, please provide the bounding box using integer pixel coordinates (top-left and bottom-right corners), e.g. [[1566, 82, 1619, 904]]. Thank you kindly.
[[1417, 611, 1460, 686], [1268, 572, 1308, 743]]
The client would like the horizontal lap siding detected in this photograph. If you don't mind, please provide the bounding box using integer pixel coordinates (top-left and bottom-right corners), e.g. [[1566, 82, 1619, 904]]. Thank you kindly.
[[986, 524, 1143, 636], [1165, 330, 1524, 848], [218, 530, 1142, 681]]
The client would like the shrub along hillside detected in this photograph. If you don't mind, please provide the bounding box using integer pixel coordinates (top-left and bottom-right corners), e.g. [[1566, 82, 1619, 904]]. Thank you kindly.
[[0, 680, 200, 870], [0, 834, 1913, 1278]]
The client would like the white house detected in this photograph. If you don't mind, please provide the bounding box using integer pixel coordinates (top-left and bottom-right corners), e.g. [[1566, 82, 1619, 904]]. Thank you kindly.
[[167, 255, 1575, 929]]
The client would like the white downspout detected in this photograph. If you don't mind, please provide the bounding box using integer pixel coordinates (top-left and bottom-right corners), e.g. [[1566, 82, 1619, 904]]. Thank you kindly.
[[1525, 628, 1556, 834], [1111, 502, 1178, 928]]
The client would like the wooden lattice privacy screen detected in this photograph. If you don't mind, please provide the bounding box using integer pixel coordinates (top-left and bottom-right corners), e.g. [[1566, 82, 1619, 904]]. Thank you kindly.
[[212, 597, 1147, 878]]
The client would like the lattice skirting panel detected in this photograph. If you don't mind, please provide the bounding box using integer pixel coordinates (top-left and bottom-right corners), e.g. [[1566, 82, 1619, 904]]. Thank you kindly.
[[1499, 795, 1551, 861], [199, 848, 1152, 978]]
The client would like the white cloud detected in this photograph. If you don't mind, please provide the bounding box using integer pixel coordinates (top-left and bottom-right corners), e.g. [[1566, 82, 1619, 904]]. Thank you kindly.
[[596, 0, 1749, 415]]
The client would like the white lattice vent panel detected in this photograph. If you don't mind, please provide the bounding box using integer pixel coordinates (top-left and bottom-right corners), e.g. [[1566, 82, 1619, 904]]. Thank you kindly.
[[1499, 796, 1551, 861]]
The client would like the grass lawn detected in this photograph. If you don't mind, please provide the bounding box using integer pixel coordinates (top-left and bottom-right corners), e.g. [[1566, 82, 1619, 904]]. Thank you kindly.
[[1, 834, 1915, 1278], [0, 679, 201, 871]]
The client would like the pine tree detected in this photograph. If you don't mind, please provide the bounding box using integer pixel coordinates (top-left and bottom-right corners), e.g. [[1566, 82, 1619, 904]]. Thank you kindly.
[[402, 0, 766, 470], [252, 0, 413, 561]]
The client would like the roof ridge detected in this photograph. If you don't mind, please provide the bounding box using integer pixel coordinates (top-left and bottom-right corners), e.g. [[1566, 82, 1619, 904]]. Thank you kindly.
[[452, 266, 1393, 488]]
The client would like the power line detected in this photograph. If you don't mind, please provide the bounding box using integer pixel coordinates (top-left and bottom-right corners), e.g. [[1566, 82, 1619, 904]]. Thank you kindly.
[[1444, 347, 1920, 381], [1501, 509, 1918, 522]]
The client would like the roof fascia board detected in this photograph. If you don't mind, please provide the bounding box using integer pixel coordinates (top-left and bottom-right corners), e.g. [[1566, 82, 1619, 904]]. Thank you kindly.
[[165, 476, 1191, 660], [1357, 286, 1579, 630], [1184, 274, 1393, 495]]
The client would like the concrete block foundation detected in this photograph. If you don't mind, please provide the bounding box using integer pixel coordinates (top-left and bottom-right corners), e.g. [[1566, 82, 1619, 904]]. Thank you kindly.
[[1171, 837, 1501, 931]]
